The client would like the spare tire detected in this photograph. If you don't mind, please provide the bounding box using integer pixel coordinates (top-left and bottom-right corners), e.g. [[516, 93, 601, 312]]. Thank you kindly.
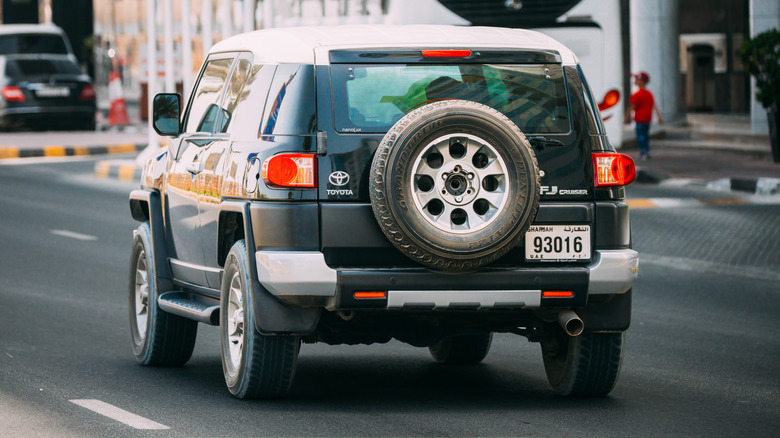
[[369, 100, 540, 271]]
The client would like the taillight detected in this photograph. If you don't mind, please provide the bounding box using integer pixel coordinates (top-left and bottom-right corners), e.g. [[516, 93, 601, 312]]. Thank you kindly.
[[593, 153, 635, 187], [80, 84, 96, 101], [261, 153, 316, 188], [421, 49, 472, 58], [2, 86, 25, 102], [598, 89, 620, 111]]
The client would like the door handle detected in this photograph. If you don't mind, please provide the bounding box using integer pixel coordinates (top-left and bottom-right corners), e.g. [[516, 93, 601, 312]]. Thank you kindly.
[[186, 161, 203, 175]]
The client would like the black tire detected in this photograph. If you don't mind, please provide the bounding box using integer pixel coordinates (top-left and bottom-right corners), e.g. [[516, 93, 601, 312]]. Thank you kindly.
[[541, 326, 625, 396], [220, 240, 299, 399], [129, 222, 197, 366], [429, 333, 493, 365], [370, 100, 540, 271]]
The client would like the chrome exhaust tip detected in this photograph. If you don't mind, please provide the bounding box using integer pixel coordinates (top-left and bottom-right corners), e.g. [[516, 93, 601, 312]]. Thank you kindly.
[[558, 310, 584, 336]]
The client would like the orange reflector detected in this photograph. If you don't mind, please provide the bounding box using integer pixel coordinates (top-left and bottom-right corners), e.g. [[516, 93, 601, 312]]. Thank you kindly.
[[593, 153, 636, 187], [543, 291, 574, 298], [262, 153, 316, 188], [354, 292, 386, 299], [598, 89, 620, 111], [421, 49, 472, 58]]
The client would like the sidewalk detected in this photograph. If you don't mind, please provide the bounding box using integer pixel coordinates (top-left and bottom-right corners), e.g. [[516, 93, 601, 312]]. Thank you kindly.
[[623, 112, 780, 193]]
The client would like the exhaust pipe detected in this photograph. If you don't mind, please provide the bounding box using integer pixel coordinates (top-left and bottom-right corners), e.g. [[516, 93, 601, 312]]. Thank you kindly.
[[558, 310, 584, 336]]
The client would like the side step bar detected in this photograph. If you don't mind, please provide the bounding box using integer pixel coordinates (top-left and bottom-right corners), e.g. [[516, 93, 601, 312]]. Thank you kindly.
[[158, 291, 220, 325]]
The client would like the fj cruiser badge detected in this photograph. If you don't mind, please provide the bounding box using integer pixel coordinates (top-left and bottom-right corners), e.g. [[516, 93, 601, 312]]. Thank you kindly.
[[541, 185, 588, 196], [327, 171, 353, 195]]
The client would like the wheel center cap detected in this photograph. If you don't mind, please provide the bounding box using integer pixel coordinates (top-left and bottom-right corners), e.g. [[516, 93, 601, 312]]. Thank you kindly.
[[438, 164, 479, 205]]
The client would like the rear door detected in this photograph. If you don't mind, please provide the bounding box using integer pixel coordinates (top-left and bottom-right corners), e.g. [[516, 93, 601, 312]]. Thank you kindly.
[[165, 53, 235, 287]]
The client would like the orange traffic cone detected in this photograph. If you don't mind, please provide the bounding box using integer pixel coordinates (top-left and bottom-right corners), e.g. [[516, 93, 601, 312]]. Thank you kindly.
[[108, 70, 130, 126]]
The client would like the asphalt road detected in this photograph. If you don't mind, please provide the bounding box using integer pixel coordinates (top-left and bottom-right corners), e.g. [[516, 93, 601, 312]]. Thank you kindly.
[[0, 157, 778, 437]]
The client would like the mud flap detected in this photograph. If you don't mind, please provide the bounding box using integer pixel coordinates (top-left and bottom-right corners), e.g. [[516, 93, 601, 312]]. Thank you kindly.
[[579, 289, 632, 332]]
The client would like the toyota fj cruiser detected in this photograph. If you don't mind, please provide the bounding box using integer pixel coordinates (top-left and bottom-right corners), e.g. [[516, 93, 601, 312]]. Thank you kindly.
[[129, 25, 638, 399]]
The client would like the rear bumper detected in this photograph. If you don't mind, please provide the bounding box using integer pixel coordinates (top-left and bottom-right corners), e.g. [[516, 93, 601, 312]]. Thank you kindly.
[[256, 249, 638, 311]]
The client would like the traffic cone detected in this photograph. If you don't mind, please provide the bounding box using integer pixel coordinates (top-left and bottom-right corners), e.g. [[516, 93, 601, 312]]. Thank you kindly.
[[108, 70, 130, 126]]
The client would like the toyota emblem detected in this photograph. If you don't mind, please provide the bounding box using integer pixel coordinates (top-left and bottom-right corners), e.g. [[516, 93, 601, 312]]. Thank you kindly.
[[328, 171, 350, 186]]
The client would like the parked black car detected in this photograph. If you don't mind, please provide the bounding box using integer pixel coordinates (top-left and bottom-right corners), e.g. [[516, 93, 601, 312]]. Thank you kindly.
[[0, 25, 96, 130]]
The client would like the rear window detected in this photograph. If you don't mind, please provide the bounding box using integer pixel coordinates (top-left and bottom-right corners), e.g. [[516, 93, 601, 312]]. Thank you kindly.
[[332, 63, 570, 134], [0, 34, 69, 55], [4, 59, 83, 77]]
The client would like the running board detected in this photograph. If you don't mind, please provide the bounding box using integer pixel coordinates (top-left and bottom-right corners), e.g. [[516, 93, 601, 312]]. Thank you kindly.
[[158, 291, 220, 325]]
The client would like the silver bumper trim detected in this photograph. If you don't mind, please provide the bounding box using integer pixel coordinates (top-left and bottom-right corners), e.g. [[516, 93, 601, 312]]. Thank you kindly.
[[255, 249, 638, 299], [256, 251, 337, 297], [387, 290, 541, 310], [588, 249, 639, 295]]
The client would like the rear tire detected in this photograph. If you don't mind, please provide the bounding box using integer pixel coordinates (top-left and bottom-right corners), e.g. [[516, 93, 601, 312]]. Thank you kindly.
[[429, 333, 493, 364], [220, 240, 300, 399], [129, 222, 198, 366], [541, 326, 624, 396]]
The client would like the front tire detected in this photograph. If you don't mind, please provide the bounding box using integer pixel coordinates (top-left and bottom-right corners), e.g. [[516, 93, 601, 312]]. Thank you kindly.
[[541, 326, 625, 396], [129, 222, 197, 366], [429, 333, 493, 364], [220, 240, 299, 399]]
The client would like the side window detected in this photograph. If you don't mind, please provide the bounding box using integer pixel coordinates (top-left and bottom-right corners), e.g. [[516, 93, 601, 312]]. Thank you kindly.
[[260, 64, 316, 137], [224, 58, 277, 138], [183, 57, 234, 134]]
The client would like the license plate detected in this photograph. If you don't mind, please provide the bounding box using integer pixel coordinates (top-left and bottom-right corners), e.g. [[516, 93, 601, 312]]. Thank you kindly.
[[35, 87, 70, 97], [525, 225, 591, 261]]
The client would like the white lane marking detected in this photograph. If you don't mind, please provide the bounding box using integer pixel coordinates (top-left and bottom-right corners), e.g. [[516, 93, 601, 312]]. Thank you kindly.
[[50, 229, 98, 241], [70, 399, 169, 430]]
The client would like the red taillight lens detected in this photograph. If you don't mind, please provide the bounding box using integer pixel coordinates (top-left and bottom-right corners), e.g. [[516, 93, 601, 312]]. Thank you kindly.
[[593, 153, 636, 187], [421, 49, 472, 58], [80, 84, 96, 101], [261, 153, 316, 188], [598, 89, 620, 111], [2, 86, 25, 102]]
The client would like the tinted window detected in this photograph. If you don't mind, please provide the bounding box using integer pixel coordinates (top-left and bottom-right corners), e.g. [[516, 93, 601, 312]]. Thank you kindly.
[[5, 58, 82, 77], [332, 63, 570, 134], [184, 57, 233, 133], [260, 64, 316, 137], [0, 34, 69, 55], [224, 57, 276, 138]]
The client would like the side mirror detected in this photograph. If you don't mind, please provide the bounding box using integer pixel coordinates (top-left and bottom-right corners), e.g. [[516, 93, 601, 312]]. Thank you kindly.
[[152, 93, 181, 136]]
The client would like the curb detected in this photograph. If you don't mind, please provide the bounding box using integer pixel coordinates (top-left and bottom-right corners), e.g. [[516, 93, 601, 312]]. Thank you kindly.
[[0, 143, 145, 160], [95, 160, 142, 181], [706, 177, 780, 195]]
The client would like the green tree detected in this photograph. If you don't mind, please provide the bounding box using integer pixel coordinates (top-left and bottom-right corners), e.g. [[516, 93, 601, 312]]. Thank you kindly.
[[739, 28, 780, 162]]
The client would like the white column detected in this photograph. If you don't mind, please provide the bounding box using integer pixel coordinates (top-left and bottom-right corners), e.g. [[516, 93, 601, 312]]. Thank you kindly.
[[630, 0, 681, 124], [220, 0, 232, 41], [182, 0, 193, 102], [163, 0, 175, 93], [202, 0, 213, 58], [243, 0, 255, 33], [749, 0, 780, 134], [140, 0, 160, 164]]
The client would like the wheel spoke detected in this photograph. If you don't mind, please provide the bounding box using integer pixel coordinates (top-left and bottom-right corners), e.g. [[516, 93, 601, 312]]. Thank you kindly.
[[478, 190, 505, 208], [465, 206, 487, 228], [416, 188, 440, 209], [434, 203, 456, 228], [462, 138, 483, 164], [478, 159, 504, 177], [415, 160, 439, 179]]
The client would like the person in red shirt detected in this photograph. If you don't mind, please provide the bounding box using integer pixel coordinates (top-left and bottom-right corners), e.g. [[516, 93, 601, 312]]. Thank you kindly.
[[624, 71, 664, 160]]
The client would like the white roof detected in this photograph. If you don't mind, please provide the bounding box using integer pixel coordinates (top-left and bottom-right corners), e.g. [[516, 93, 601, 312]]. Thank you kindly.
[[0, 24, 66, 35], [210, 25, 579, 66]]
